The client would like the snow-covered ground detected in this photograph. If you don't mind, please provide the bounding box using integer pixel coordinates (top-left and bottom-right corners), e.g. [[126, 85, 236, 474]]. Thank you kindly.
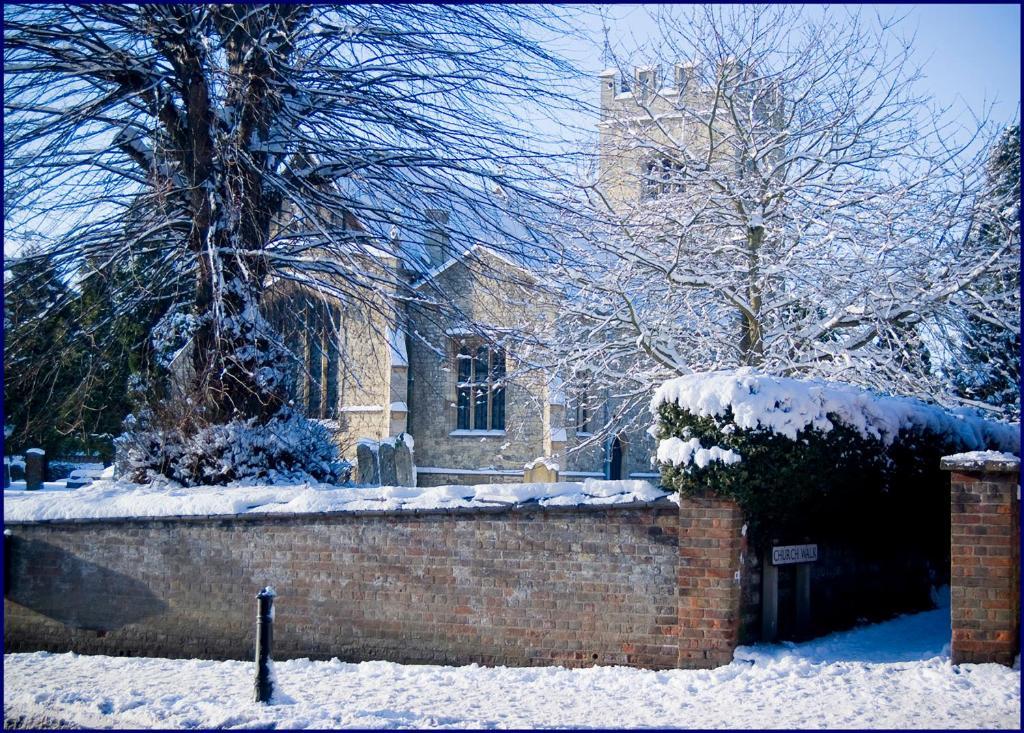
[[5, 480, 72, 493], [3, 477, 667, 523], [5, 461, 111, 493], [4, 605, 1019, 729]]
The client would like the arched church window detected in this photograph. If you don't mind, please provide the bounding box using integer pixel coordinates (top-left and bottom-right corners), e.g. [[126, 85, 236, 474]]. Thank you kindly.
[[454, 339, 506, 431]]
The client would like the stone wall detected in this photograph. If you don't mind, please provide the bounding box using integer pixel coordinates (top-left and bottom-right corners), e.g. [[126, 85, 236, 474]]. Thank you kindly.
[[265, 242, 659, 486], [414, 469, 525, 488], [6, 501, 694, 670], [597, 64, 767, 212], [262, 274, 402, 463], [407, 252, 554, 478], [598, 68, 709, 209], [943, 453, 1020, 666]]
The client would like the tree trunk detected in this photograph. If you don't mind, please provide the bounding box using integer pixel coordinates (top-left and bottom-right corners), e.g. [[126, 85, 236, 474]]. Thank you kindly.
[[740, 225, 765, 366]]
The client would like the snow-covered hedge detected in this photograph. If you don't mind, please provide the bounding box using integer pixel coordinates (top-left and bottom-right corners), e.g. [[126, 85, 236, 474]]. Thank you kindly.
[[651, 369, 1019, 541], [114, 408, 350, 487]]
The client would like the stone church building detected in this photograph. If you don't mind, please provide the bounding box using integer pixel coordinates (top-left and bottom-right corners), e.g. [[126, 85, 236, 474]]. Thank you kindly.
[[263, 65, 732, 487], [264, 233, 658, 487]]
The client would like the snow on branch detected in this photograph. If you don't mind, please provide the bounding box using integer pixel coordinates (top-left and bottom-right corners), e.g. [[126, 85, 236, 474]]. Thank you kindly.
[[547, 5, 1018, 442]]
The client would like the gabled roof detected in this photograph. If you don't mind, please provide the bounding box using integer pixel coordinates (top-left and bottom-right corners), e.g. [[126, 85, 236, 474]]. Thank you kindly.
[[281, 160, 563, 290], [412, 244, 538, 288]]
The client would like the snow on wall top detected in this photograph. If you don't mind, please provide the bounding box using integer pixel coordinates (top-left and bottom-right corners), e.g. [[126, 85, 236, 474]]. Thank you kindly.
[[652, 368, 1020, 453], [940, 450, 1020, 473], [3, 478, 666, 523]]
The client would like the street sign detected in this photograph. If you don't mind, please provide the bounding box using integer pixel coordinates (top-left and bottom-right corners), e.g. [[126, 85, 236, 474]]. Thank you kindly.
[[772, 543, 818, 565]]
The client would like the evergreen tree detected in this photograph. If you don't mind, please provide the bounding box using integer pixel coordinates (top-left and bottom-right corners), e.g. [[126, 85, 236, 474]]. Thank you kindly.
[[63, 239, 191, 460], [3, 251, 80, 455], [3, 246, 188, 460], [952, 124, 1021, 419], [70, 258, 152, 460]]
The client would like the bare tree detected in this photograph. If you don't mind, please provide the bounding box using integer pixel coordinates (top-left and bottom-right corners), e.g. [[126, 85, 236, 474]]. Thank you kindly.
[[4, 4, 581, 480], [551, 4, 1018, 439]]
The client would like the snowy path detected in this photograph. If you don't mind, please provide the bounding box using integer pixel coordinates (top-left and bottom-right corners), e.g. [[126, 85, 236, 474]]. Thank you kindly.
[[3, 607, 1019, 729]]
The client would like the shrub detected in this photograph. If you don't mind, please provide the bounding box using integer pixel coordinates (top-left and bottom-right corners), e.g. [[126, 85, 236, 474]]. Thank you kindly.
[[652, 369, 1019, 547], [114, 406, 350, 487]]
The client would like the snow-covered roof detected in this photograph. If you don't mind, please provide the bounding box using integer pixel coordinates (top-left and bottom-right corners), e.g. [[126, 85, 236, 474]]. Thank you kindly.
[[412, 244, 537, 288], [329, 167, 557, 272]]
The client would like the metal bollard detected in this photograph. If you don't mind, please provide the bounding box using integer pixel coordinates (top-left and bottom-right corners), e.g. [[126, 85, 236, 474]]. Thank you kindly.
[[4, 529, 11, 597], [253, 586, 277, 703]]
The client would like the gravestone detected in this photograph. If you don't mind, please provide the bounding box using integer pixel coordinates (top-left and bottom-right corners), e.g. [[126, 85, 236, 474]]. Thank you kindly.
[[356, 442, 379, 485], [46, 462, 75, 481], [3, 458, 10, 489], [524, 457, 559, 484], [9, 462, 24, 482], [378, 442, 397, 486], [394, 439, 415, 487], [25, 448, 45, 491]]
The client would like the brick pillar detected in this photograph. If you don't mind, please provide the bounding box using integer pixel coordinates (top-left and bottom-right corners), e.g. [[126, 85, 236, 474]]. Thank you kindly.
[[941, 452, 1020, 666], [677, 494, 746, 668]]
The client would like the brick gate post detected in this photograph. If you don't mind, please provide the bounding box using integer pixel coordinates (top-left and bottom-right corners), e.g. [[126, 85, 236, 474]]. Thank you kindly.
[[941, 452, 1020, 666], [677, 494, 746, 668]]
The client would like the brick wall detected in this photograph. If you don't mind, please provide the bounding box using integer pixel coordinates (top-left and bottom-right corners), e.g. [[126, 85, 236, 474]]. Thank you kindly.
[[943, 454, 1020, 666], [5, 488, 945, 669], [6, 501, 706, 670], [677, 495, 748, 667]]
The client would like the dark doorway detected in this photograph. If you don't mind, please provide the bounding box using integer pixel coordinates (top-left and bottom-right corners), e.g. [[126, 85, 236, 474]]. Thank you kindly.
[[608, 436, 624, 480]]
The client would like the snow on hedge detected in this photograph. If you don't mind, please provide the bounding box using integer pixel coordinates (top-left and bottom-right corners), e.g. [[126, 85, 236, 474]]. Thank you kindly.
[[3, 477, 666, 523], [653, 368, 1020, 452], [656, 436, 742, 470]]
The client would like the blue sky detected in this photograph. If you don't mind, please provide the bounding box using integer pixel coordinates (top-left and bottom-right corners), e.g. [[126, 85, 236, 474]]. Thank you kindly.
[[5, 5, 1018, 258], [553, 3, 1020, 135], [868, 3, 1020, 121]]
